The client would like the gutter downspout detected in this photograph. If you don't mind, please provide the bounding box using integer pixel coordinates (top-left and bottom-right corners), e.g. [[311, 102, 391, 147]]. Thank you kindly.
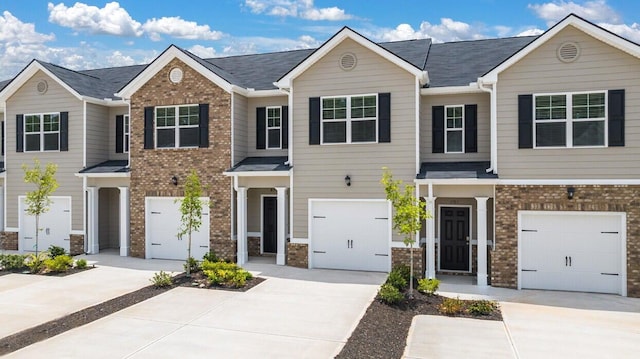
[[478, 79, 497, 174]]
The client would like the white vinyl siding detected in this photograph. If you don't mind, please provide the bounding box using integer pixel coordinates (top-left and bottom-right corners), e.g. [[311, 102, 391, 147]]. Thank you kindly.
[[233, 94, 248, 163], [321, 94, 377, 144], [445, 105, 464, 153], [155, 105, 199, 148], [496, 26, 640, 179]]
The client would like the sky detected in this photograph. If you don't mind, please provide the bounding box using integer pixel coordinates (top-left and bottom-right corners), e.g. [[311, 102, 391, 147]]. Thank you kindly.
[[0, 0, 639, 79]]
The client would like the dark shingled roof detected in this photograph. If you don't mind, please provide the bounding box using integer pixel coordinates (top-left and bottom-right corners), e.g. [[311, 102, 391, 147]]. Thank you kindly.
[[0, 80, 9, 92], [425, 36, 537, 87], [417, 161, 498, 179], [79, 160, 129, 174], [227, 156, 290, 172]]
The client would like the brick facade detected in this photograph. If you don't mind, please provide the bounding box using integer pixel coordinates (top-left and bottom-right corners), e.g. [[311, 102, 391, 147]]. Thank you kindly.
[[287, 243, 308, 268], [392, 244, 425, 278], [0, 231, 18, 251], [69, 234, 84, 256], [494, 185, 640, 297], [129, 58, 233, 259], [248, 236, 261, 257]]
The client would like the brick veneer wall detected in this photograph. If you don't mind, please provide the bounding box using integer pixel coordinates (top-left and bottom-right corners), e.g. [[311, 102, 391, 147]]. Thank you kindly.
[[494, 185, 640, 297], [248, 236, 261, 256], [129, 58, 233, 259], [0, 232, 18, 250], [392, 244, 425, 278], [69, 234, 84, 255], [287, 243, 308, 268]]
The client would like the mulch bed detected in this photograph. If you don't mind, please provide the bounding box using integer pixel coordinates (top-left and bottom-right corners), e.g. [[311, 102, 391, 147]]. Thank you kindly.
[[0, 266, 94, 277], [177, 271, 266, 292], [336, 292, 502, 359], [0, 272, 265, 356]]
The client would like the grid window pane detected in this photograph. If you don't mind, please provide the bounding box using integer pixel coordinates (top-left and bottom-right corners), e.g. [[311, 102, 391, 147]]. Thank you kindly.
[[43, 114, 59, 132], [446, 131, 463, 152], [156, 128, 175, 148], [351, 95, 376, 119], [573, 120, 604, 146], [179, 127, 199, 147], [178, 105, 199, 126], [268, 129, 281, 148], [44, 133, 59, 151], [446, 106, 463, 129], [25, 134, 40, 151], [572, 93, 605, 120], [536, 95, 566, 120], [156, 107, 175, 127], [25, 115, 40, 133], [322, 97, 347, 120], [352, 120, 376, 142], [536, 122, 566, 147], [323, 122, 347, 143]]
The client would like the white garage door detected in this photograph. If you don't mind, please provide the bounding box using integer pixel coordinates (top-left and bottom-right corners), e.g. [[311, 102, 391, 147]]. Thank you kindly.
[[20, 196, 71, 253], [146, 197, 210, 260], [519, 211, 625, 295], [310, 200, 390, 272]]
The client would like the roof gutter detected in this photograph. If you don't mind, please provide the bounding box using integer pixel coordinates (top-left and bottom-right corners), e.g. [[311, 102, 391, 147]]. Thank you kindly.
[[477, 78, 497, 174]]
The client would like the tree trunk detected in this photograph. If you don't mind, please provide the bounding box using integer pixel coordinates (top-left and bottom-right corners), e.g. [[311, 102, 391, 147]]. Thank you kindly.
[[186, 223, 192, 277], [35, 215, 40, 256], [409, 241, 414, 298]]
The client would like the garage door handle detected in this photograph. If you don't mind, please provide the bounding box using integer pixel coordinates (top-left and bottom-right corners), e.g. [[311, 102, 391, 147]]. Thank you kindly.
[[24, 236, 33, 239], [374, 217, 388, 220], [375, 254, 388, 256], [313, 216, 326, 219], [565, 256, 568, 266], [151, 211, 161, 214], [521, 229, 537, 232], [601, 273, 619, 276], [313, 250, 326, 254], [601, 231, 618, 234], [151, 243, 161, 246], [63, 210, 70, 212], [521, 269, 537, 272], [63, 238, 70, 241], [199, 245, 208, 248]]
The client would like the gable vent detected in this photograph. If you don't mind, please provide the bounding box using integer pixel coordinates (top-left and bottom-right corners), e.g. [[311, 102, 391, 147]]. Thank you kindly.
[[557, 42, 580, 63], [339, 52, 357, 71], [169, 67, 184, 83], [36, 80, 48, 94]]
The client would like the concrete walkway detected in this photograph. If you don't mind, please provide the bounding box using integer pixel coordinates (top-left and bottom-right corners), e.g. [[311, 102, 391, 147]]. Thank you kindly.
[[0, 252, 183, 339], [5, 260, 386, 358], [404, 275, 640, 359]]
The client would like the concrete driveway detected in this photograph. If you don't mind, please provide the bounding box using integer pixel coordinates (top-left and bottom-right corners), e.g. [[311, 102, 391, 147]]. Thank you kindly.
[[404, 276, 640, 359], [5, 260, 386, 358]]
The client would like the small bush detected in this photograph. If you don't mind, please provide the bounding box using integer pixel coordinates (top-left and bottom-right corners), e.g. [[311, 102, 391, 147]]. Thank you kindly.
[[201, 260, 252, 288], [24, 252, 49, 273], [150, 271, 173, 288], [378, 283, 404, 304], [75, 258, 88, 269], [44, 255, 73, 272], [202, 251, 219, 262], [391, 264, 411, 283], [48, 245, 67, 259], [1, 254, 27, 270], [385, 270, 408, 291], [467, 300, 498, 316], [417, 278, 440, 296], [184, 257, 199, 273], [439, 297, 465, 316]]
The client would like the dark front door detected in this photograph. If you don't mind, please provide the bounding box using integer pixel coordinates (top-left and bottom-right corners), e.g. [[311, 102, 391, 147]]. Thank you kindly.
[[263, 197, 277, 253], [440, 207, 470, 271]]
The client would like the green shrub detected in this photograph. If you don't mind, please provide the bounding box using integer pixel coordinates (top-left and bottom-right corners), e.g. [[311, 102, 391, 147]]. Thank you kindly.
[[24, 252, 49, 273], [48, 245, 67, 259], [378, 283, 404, 304], [150, 271, 173, 288], [202, 251, 219, 262], [44, 255, 73, 272], [201, 260, 252, 288], [75, 258, 88, 269], [391, 264, 411, 283], [467, 300, 498, 316], [184, 256, 199, 274], [439, 297, 465, 316], [385, 270, 408, 291], [1, 254, 27, 270], [417, 278, 440, 296]]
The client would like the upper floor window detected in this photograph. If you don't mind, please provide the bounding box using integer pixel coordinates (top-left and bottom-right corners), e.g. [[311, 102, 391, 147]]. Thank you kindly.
[[534, 91, 606, 148], [124, 115, 130, 153], [321, 94, 377, 144], [445, 105, 464, 153], [267, 106, 281, 149], [25, 113, 59, 152], [156, 105, 199, 148]]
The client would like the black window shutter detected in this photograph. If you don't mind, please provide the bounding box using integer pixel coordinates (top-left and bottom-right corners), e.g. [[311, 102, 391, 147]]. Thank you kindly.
[[60, 112, 68, 151], [378, 93, 391, 143], [115, 115, 124, 153], [1, 121, 4, 156], [432, 106, 444, 153], [281, 106, 289, 149], [518, 94, 533, 149], [464, 104, 477, 153], [144, 107, 154, 149], [16, 114, 23, 152], [309, 97, 320, 145], [608, 89, 625, 147], [256, 107, 266, 149], [199, 104, 209, 148]]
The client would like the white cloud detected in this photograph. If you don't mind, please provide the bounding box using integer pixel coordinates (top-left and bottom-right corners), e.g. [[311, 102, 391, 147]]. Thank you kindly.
[[0, 11, 56, 44], [375, 18, 486, 43], [106, 50, 136, 66], [219, 34, 319, 57], [598, 22, 640, 43], [47, 1, 143, 36], [528, 0, 621, 25], [517, 28, 545, 36], [243, 0, 352, 21], [189, 44, 217, 58], [142, 16, 224, 41]]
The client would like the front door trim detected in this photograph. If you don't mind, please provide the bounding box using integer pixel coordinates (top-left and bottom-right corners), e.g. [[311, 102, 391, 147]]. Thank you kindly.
[[260, 194, 277, 254], [437, 204, 472, 273]]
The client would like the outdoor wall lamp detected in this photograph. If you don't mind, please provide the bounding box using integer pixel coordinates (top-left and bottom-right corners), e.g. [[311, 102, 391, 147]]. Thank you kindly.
[[171, 175, 178, 186], [567, 186, 575, 200], [345, 175, 351, 187]]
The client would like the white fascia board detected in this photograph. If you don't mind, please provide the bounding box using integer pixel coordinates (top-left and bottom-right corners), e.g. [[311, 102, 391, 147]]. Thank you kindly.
[[116, 46, 233, 98], [246, 89, 288, 98], [223, 171, 291, 177], [275, 27, 424, 89], [74, 172, 130, 178], [498, 179, 640, 185], [420, 84, 484, 95], [481, 15, 640, 82], [82, 97, 128, 107], [0, 61, 83, 102], [415, 178, 499, 186]]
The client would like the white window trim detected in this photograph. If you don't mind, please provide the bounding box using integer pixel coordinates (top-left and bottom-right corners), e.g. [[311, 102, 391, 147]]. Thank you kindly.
[[266, 106, 282, 150], [24, 112, 60, 152], [124, 114, 130, 153], [444, 104, 465, 154], [155, 105, 199, 149], [320, 93, 378, 145], [533, 90, 608, 149]]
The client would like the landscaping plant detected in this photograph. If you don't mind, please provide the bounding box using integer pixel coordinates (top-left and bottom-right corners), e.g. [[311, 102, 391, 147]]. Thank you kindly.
[[381, 168, 429, 297], [201, 260, 252, 288], [150, 271, 173, 288], [0, 254, 27, 271], [44, 254, 73, 272], [378, 283, 404, 304], [24, 252, 49, 273], [467, 300, 498, 316], [184, 256, 199, 274], [417, 278, 440, 296], [22, 159, 59, 256], [439, 297, 465, 316], [176, 170, 207, 277], [386, 269, 408, 291], [75, 258, 88, 269], [48, 245, 66, 259]]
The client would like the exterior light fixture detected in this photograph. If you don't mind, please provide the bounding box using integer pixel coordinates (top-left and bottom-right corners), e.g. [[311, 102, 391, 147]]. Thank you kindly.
[[171, 175, 178, 186], [345, 175, 351, 187], [567, 186, 575, 200]]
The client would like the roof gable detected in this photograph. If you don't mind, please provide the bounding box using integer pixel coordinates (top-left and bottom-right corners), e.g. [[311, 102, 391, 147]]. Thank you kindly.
[[275, 27, 428, 88], [482, 13, 640, 82], [0, 60, 84, 102]]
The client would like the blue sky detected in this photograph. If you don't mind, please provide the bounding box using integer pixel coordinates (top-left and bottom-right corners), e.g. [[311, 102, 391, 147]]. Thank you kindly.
[[0, 0, 639, 79]]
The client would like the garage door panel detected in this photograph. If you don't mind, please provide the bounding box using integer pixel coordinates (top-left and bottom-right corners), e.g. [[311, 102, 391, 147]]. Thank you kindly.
[[20, 197, 71, 253]]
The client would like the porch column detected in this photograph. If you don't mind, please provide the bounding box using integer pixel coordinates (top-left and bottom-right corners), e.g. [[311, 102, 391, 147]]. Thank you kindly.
[[87, 187, 99, 254], [118, 187, 130, 257], [425, 196, 437, 279], [275, 187, 287, 265], [475, 197, 489, 286], [236, 187, 248, 265]]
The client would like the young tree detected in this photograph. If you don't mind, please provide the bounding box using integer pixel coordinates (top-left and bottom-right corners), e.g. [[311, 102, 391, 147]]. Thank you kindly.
[[176, 170, 207, 277], [23, 159, 59, 256], [381, 167, 428, 297]]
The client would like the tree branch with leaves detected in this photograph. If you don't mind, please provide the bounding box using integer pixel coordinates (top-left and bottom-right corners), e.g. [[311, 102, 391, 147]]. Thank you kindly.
[[23, 159, 59, 256], [176, 170, 208, 277]]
